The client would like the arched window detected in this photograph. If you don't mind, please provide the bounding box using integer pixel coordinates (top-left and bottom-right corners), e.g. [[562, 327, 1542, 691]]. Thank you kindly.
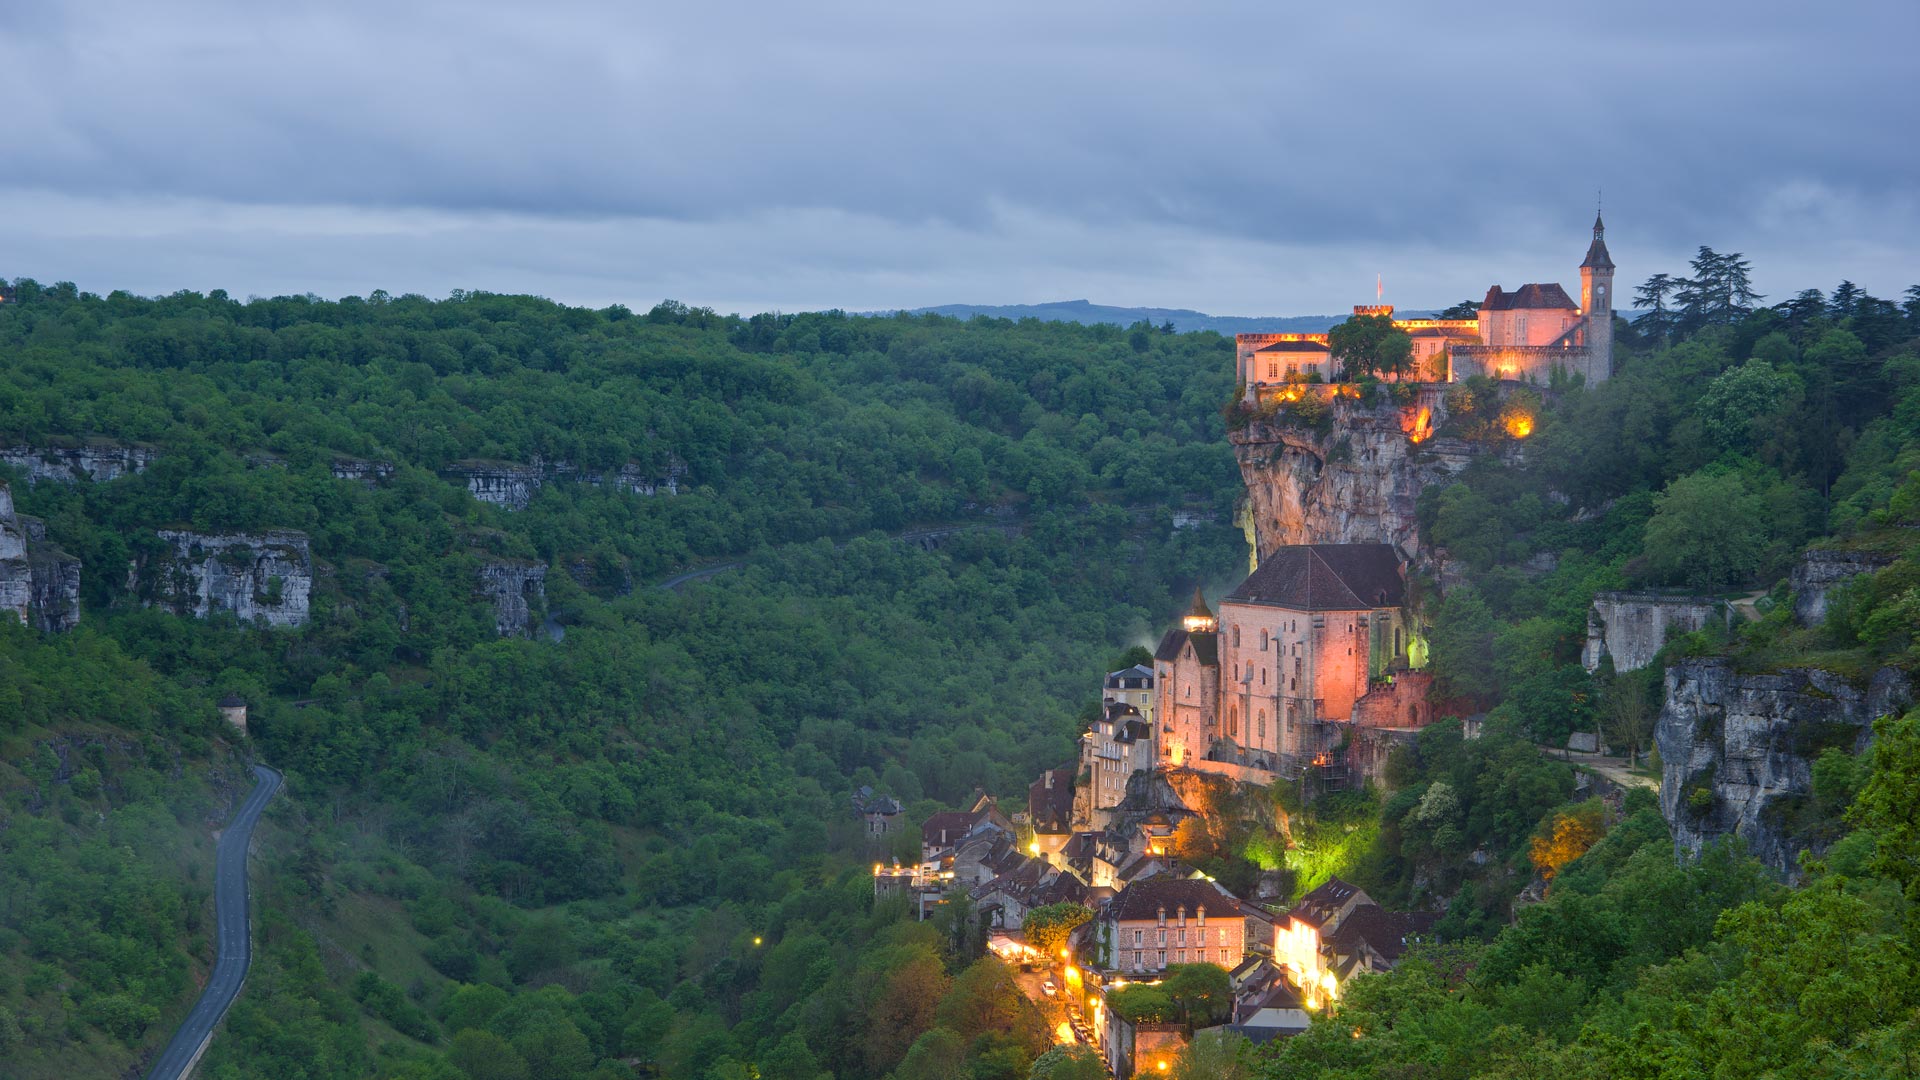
[[1232, 625, 1241, 647], [1259, 629, 1269, 650]]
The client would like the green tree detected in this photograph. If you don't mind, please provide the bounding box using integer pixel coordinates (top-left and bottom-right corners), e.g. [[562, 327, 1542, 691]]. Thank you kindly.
[[1639, 470, 1766, 591], [1328, 314, 1415, 380], [447, 1030, 531, 1080], [1021, 903, 1093, 960]]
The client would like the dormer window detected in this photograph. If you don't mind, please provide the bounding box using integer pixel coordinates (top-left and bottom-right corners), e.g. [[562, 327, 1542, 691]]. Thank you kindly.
[[1197, 906, 1207, 926], [1157, 906, 1167, 926]]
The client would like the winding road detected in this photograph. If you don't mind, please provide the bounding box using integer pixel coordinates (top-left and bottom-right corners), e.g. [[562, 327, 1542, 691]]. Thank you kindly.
[[145, 764, 282, 1080]]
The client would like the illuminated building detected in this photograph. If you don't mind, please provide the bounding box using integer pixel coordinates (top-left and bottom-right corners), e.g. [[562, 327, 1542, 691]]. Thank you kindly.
[[1236, 216, 1617, 395]]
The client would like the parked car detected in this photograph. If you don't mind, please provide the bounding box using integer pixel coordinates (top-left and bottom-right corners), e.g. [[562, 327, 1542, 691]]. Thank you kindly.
[[1041, 981, 1058, 996]]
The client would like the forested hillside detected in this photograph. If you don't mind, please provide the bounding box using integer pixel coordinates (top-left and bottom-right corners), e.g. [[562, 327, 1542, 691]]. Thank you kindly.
[[0, 285, 1246, 1079], [2, 261, 1919, 1080]]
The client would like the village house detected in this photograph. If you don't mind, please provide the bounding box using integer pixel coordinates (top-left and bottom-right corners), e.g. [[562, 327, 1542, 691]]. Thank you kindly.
[[1154, 545, 1435, 785], [1104, 663, 1156, 724], [1079, 702, 1156, 825], [1272, 876, 1437, 1006], [1094, 877, 1248, 975], [851, 785, 904, 847], [1236, 216, 1616, 394]]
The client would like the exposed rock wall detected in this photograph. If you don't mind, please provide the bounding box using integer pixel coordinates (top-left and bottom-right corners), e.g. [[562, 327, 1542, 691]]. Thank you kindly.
[[1656, 658, 1913, 878], [1791, 549, 1896, 626], [1583, 592, 1730, 672], [0, 483, 82, 631], [477, 559, 547, 636], [2, 443, 157, 485], [142, 530, 313, 628], [1231, 389, 1498, 560], [445, 457, 687, 509], [330, 459, 395, 486]]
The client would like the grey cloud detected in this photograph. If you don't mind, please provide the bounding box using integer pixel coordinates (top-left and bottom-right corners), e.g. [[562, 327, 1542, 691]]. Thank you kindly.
[[0, 0, 1915, 311]]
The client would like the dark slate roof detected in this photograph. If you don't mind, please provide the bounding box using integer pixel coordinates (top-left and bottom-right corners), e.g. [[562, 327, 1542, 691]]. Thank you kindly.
[[1582, 214, 1615, 270], [922, 811, 975, 846], [1255, 339, 1331, 353], [1290, 876, 1366, 930], [1225, 545, 1403, 611], [1154, 626, 1218, 666], [1028, 768, 1076, 834], [1329, 905, 1441, 963], [1105, 879, 1232, 922], [1482, 283, 1579, 311], [218, 693, 247, 708], [1105, 663, 1155, 688]]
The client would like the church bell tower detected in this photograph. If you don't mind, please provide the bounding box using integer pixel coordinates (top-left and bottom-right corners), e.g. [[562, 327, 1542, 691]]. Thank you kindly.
[[1579, 212, 1616, 381]]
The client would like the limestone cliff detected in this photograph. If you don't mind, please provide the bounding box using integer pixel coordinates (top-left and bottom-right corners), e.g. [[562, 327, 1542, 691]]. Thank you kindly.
[[1656, 658, 1913, 878], [1, 443, 156, 484], [1790, 549, 1895, 626], [1582, 592, 1730, 672], [444, 456, 688, 509], [1230, 389, 1492, 560], [0, 483, 82, 631], [141, 530, 313, 628], [476, 559, 547, 637], [330, 458, 395, 486]]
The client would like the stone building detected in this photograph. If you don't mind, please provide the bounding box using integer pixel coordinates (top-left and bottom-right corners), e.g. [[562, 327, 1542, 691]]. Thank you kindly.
[[1080, 703, 1156, 824], [1103, 663, 1155, 725], [1236, 216, 1616, 394], [1154, 545, 1422, 783], [1094, 877, 1247, 975]]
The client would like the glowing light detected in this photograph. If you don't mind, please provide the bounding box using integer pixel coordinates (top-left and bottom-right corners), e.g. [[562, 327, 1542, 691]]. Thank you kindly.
[[1158, 1062, 1169, 1071], [1403, 405, 1433, 443], [1502, 411, 1534, 438], [1029, 841, 1042, 856], [1055, 1022, 1076, 1045], [874, 863, 883, 876]]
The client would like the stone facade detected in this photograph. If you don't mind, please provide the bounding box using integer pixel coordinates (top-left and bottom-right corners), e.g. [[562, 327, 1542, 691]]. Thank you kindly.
[[1656, 658, 1913, 878], [1582, 592, 1730, 672], [141, 530, 313, 628], [1790, 549, 1896, 626]]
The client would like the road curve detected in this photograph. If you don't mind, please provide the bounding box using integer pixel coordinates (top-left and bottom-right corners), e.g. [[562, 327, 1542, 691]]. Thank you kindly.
[[145, 764, 282, 1080]]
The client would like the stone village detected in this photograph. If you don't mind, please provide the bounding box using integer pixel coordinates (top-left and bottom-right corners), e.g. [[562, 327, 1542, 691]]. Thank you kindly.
[[860, 218, 1914, 1077], [858, 218, 1625, 1077]]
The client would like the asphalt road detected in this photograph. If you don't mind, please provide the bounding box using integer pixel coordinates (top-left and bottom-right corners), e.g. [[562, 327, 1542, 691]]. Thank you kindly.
[[145, 764, 282, 1080]]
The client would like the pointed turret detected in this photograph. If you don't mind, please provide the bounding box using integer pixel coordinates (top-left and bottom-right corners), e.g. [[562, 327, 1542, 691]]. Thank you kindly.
[[1182, 587, 1217, 634], [1581, 212, 1615, 270]]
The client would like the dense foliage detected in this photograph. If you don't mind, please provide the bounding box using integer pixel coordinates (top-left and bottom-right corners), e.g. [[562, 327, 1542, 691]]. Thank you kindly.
[[0, 285, 1247, 1079]]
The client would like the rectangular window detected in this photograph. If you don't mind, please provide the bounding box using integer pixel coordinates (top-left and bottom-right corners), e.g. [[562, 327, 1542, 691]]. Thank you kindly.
[[1158, 950, 1167, 967], [1134, 930, 1142, 946]]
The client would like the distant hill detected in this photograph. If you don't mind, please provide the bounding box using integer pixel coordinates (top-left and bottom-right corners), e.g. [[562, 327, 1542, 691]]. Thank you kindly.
[[893, 299, 1432, 335]]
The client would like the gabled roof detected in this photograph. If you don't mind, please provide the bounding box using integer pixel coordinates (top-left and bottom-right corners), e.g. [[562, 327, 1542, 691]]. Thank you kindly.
[[1225, 545, 1403, 611], [1104, 878, 1232, 923], [1154, 626, 1218, 666], [1329, 905, 1441, 964], [1256, 339, 1332, 353], [1029, 768, 1076, 834], [1290, 876, 1369, 930], [1482, 283, 1579, 311]]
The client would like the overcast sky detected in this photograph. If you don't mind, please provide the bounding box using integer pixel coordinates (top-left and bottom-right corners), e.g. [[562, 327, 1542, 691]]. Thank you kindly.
[[3, 1, 1915, 316]]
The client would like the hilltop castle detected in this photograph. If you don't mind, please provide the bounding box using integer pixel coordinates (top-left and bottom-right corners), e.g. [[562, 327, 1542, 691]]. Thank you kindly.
[[1235, 216, 1616, 394]]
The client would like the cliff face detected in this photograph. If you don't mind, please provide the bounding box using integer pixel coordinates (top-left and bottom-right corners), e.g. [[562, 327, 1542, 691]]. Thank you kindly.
[[1231, 390, 1490, 559], [1, 444, 156, 484], [444, 457, 688, 509], [477, 559, 547, 637], [330, 459, 396, 486], [1791, 549, 1895, 625], [1656, 658, 1913, 878], [143, 530, 313, 628], [1583, 592, 1730, 672], [0, 483, 82, 631]]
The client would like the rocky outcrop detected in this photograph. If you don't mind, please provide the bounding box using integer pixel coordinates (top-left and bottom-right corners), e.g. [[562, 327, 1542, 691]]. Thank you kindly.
[[141, 530, 313, 628], [1656, 658, 1913, 878], [476, 559, 546, 636], [444, 456, 687, 509], [330, 459, 395, 486], [1791, 549, 1896, 626], [445, 461, 545, 510], [2, 443, 156, 484], [1583, 592, 1730, 672], [1231, 388, 1507, 560], [0, 483, 81, 631]]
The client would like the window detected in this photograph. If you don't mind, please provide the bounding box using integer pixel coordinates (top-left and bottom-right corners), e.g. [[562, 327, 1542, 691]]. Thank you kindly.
[[1197, 908, 1206, 926], [1218, 929, 1227, 944], [1158, 950, 1167, 967], [1232, 625, 1241, 646], [1259, 629, 1268, 650], [1134, 930, 1143, 946], [1257, 711, 1265, 739]]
